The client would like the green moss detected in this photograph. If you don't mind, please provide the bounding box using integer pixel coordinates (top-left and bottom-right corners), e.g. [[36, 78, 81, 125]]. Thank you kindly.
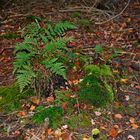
[[0, 84, 33, 112], [79, 65, 114, 107], [66, 113, 91, 129], [32, 106, 64, 129], [71, 12, 81, 18]]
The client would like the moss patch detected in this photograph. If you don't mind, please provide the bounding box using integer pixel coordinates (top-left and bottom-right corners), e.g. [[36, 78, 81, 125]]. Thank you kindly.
[[0, 84, 33, 112]]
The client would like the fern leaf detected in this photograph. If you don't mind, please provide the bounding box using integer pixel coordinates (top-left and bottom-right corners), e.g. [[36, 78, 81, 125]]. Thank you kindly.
[[42, 58, 66, 79], [13, 52, 35, 73], [44, 37, 72, 53], [39, 34, 48, 44], [22, 22, 39, 37], [54, 21, 76, 36], [16, 65, 36, 92]]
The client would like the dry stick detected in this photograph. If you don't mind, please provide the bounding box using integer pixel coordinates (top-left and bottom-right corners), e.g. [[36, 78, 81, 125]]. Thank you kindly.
[[95, 0, 131, 25]]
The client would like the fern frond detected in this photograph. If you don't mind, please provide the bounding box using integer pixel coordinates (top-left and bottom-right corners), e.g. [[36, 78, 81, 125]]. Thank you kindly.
[[44, 37, 72, 53], [13, 52, 35, 73], [39, 34, 48, 44], [42, 58, 66, 79], [22, 22, 39, 37], [15, 37, 37, 53], [16, 65, 36, 92], [54, 21, 76, 36]]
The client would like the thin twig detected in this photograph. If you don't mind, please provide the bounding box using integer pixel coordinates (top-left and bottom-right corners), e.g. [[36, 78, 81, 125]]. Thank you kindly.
[[95, 0, 131, 24]]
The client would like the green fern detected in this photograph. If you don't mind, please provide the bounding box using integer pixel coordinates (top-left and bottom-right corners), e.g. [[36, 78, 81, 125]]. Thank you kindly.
[[21, 22, 39, 37], [42, 58, 66, 79], [14, 20, 76, 93], [54, 21, 76, 36], [16, 65, 36, 92]]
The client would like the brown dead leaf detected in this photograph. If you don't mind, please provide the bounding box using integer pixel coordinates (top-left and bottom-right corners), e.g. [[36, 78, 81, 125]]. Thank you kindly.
[[131, 123, 139, 129], [109, 127, 118, 138], [73, 103, 80, 108], [18, 111, 26, 117], [47, 96, 54, 103], [129, 117, 135, 124], [61, 102, 68, 110], [65, 93, 72, 98], [61, 132, 69, 140], [47, 128, 53, 135], [114, 114, 123, 119], [135, 85, 140, 90], [31, 96, 40, 105]]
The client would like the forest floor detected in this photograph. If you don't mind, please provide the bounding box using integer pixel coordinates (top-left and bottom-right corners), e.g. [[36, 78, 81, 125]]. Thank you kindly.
[[0, 0, 140, 140]]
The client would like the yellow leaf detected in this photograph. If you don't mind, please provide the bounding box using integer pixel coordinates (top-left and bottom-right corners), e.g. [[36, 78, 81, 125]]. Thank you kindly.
[[31, 96, 40, 105], [120, 78, 128, 84], [131, 123, 139, 129], [30, 105, 35, 111], [47, 128, 52, 135], [83, 137, 88, 140], [129, 117, 135, 124], [54, 129, 61, 138]]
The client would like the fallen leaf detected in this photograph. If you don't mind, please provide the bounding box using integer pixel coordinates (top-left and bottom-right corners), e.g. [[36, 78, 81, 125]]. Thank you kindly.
[[73, 103, 80, 108], [120, 78, 128, 84], [82, 137, 88, 140], [114, 125, 119, 129], [31, 96, 40, 105], [65, 93, 72, 98], [91, 119, 95, 125], [127, 135, 135, 140], [100, 126, 106, 130], [47, 96, 54, 102], [30, 105, 35, 111], [61, 102, 68, 110], [47, 128, 52, 135], [114, 114, 123, 119], [18, 111, 26, 117], [94, 111, 101, 116], [125, 95, 130, 101], [61, 132, 69, 140], [135, 85, 140, 90], [61, 125, 68, 130], [54, 129, 62, 138], [68, 41, 77, 47], [109, 127, 118, 138], [131, 123, 139, 129], [129, 117, 135, 124]]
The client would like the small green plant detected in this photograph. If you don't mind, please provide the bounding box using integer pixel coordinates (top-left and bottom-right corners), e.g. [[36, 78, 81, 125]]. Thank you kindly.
[[0, 84, 33, 112], [71, 12, 81, 18], [79, 18, 91, 28], [13, 20, 76, 94], [65, 113, 91, 129], [54, 90, 76, 107], [79, 64, 114, 107], [32, 106, 64, 128]]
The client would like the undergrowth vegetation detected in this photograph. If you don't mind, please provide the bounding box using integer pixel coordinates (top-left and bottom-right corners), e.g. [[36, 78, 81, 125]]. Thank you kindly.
[[79, 64, 114, 107], [0, 18, 116, 136], [13, 20, 76, 95]]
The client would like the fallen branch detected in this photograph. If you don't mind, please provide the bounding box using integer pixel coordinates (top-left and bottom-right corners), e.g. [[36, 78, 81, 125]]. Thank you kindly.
[[95, 0, 131, 24]]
